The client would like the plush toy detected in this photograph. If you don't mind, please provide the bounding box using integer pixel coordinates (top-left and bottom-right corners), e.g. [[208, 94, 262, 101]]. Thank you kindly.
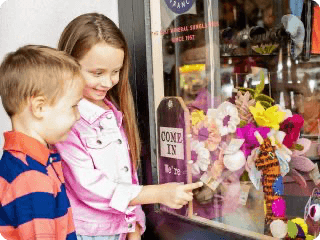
[[285, 218, 315, 240], [304, 188, 320, 237], [304, 188, 320, 222], [288, 138, 320, 187], [254, 132, 287, 225]]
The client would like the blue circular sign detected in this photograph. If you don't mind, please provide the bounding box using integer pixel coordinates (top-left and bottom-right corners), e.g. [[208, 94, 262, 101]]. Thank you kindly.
[[164, 0, 193, 14]]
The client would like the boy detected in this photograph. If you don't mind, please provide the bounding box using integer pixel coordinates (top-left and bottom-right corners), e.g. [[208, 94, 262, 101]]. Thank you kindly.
[[0, 45, 84, 239]]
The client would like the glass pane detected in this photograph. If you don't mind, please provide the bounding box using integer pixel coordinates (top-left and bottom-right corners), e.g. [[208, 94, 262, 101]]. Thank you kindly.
[[153, 0, 320, 237]]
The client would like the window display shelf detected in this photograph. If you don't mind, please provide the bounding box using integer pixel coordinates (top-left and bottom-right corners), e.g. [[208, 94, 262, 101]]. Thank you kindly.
[[149, 0, 320, 239]]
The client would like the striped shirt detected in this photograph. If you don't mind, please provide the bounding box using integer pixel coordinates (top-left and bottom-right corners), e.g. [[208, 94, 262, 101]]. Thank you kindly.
[[0, 131, 77, 240]]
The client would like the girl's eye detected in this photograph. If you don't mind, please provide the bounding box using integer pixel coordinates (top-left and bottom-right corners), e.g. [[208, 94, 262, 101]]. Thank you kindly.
[[73, 101, 81, 108], [90, 71, 103, 77], [112, 70, 120, 75]]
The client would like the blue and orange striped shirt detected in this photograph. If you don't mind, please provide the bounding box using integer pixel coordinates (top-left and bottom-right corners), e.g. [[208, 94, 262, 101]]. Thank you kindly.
[[0, 131, 76, 240]]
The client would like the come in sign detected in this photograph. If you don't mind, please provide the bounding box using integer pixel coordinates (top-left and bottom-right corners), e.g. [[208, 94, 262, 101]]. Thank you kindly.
[[157, 97, 192, 216]]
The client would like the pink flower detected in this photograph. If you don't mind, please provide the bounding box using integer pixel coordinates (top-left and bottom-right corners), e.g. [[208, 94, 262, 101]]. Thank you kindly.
[[279, 114, 304, 148], [236, 123, 270, 157], [288, 138, 317, 187], [192, 117, 221, 151]]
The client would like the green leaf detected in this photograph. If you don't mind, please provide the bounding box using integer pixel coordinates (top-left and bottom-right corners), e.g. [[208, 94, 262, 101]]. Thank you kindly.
[[266, 45, 271, 53], [240, 120, 247, 127], [240, 171, 250, 181], [255, 94, 275, 103], [252, 46, 263, 54], [254, 70, 265, 97], [252, 44, 279, 54], [237, 87, 255, 97], [287, 220, 298, 238], [260, 101, 272, 109], [268, 45, 278, 53], [294, 144, 304, 151]]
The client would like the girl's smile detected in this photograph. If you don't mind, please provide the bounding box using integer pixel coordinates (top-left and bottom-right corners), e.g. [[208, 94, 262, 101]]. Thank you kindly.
[[93, 88, 108, 96]]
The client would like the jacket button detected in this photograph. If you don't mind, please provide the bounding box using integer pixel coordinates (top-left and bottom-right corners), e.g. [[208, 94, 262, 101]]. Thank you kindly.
[[106, 114, 112, 119], [97, 140, 102, 144], [118, 139, 122, 144], [128, 223, 133, 228], [123, 166, 129, 172]]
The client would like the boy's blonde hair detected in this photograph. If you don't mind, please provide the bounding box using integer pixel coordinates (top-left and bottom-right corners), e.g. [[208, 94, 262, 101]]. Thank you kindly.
[[58, 13, 141, 168], [0, 45, 82, 117]]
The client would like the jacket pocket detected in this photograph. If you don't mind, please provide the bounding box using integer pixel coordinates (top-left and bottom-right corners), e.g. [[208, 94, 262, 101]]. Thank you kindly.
[[84, 132, 122, 180], [85, 129, 121, 149]]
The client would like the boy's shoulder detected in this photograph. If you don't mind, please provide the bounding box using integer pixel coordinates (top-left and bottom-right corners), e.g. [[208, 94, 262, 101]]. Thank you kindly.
[[1, 131, 58, 182], [0, 148, 57, 186], [0, 151, 30, 184]]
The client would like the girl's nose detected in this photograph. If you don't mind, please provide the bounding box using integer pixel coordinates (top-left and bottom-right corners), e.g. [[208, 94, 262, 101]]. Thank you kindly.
[[100, 75, 113, 88]]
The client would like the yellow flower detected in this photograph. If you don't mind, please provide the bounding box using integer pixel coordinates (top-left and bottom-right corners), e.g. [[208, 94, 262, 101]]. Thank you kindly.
[[249, 101, 285, 130], [292, 218, 308, 236], [306, 235, 315, 240], [179, 64, 205, 73], [191, 110, 206, 126]]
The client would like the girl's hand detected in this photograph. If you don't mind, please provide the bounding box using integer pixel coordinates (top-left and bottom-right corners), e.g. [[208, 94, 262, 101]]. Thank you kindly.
[[158, 182, 203, 209], [126, 223, 141, 240], [129, 181, 203, 207]]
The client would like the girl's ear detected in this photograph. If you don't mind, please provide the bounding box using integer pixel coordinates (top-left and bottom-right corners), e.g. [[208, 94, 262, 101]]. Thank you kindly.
[[30, 96, 46, 119]]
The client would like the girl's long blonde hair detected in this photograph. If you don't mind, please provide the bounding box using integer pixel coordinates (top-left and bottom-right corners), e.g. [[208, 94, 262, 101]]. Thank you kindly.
[[58, 13, 140, 168]]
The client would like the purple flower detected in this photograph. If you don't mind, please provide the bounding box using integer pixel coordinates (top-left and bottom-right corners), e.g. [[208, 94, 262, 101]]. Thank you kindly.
[[236, 123, 270, 157], [198, 127, 209, 142], [191, 150, 198, 160]]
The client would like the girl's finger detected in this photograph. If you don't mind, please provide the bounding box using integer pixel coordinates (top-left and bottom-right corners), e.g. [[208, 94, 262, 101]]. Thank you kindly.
[[180, 193, 193, 202], [173, 204, 183, 209], [176, 200, 188, 206], [182, 181, 203, 191], [182, 200, 189, 205]]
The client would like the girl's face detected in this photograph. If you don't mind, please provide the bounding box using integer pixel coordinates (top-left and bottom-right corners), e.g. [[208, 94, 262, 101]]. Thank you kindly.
[[79, 42, 124, 105]]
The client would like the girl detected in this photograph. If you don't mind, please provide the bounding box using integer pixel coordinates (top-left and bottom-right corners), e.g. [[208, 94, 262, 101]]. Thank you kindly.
[[55, 13, 202, 240]]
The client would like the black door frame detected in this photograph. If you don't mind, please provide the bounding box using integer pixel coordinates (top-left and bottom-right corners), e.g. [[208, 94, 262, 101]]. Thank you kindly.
[[118, 1, 161, 238], [118, 0, 157, 187]]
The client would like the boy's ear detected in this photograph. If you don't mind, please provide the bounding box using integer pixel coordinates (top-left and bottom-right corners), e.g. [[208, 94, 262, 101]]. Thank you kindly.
[[30, 96, 47, 119]]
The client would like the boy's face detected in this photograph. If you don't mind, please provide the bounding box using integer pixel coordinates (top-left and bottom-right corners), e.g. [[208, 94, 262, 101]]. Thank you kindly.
[[41, 78, 83, 144]]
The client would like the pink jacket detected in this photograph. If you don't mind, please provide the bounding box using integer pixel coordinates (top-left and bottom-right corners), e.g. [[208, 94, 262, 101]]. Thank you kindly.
[[55, 98, 145, 240]]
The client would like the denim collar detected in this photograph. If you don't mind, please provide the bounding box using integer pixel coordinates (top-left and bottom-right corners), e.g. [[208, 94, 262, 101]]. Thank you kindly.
[[78, 98, 123, 127]]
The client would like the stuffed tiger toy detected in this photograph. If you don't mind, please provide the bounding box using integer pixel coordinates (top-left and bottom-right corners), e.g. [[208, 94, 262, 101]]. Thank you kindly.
[[255, 136, 287, 225]]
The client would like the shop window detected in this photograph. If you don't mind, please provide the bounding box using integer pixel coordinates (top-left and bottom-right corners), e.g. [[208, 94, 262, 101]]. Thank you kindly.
[[150, 0, 320, 238]]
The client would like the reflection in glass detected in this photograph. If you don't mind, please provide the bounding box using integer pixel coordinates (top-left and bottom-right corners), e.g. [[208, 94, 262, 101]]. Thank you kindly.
[[158, 0, 320, 237]]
